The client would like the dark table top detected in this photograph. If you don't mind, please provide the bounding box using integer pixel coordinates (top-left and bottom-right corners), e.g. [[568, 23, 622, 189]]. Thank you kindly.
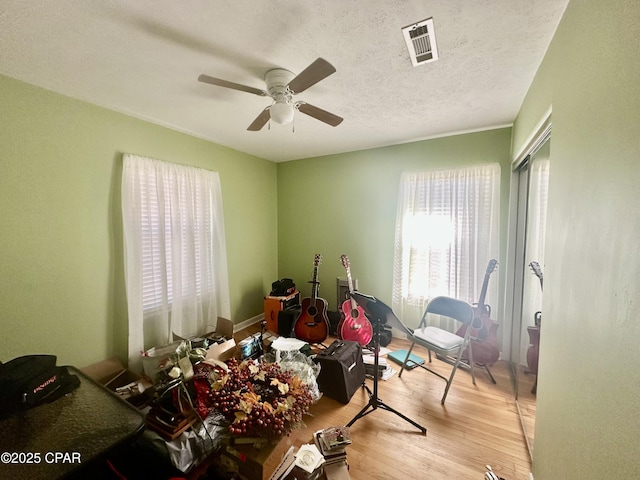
[[0, 366, 145, 480]]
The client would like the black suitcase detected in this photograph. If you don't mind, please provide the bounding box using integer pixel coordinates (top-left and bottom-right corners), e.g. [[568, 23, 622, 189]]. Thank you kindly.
[[313, 340, 365, 404]]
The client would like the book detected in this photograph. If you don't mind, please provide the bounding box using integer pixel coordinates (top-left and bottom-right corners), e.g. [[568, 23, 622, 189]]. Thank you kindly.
[[320, 426, 351, 449], [387, 350, 425, 369], [362, 354, 387, 367], [281, 465, 324, 480], [269, 446, 296, 480], [380, 366, 396, 380], [314, 431, 346, 456]]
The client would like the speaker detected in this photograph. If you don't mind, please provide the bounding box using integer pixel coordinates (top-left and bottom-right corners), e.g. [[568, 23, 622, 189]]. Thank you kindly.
[[313, 340, 365, 404]]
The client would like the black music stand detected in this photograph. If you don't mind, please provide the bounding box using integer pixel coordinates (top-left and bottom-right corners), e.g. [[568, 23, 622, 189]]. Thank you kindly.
[[346, 292, 426, 434]]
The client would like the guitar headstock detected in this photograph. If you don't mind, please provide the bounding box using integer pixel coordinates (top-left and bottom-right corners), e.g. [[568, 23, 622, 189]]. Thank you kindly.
[[529, 261, 543, 280], [313, 254, 323, 267], [340, 254, 350, 269], [486, 259, 498, 275]]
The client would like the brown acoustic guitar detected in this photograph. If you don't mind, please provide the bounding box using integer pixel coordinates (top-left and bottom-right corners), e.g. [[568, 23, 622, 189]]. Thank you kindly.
[[527, 261, 543, 394], [294, 254, 330, 344], [457, 259, 500, 366]]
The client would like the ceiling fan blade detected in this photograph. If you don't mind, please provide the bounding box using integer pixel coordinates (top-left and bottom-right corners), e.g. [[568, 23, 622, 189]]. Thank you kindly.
[[298, 103, 343, 127], [247, 108, 271, 131], [198, 74, 267, 96], [287, 58, 336, 94]]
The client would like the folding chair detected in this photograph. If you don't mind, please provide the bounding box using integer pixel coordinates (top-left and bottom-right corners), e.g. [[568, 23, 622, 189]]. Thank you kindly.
[[398, 296, 476, 404]]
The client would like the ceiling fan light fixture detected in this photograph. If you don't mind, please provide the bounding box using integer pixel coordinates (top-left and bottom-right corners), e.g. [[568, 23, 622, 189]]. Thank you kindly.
[[199, 58, 342, 131], [269, 102, 295, 125]]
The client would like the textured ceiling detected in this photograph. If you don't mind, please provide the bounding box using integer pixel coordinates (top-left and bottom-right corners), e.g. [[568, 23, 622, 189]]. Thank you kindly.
[[0, 1, 569, 162]]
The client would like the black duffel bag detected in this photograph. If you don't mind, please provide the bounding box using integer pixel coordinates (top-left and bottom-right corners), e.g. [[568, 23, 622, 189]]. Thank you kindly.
[[0, 354, 80, 418]]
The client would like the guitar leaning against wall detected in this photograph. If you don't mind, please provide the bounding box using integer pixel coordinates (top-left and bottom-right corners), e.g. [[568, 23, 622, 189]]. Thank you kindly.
[[294, 254, 330, 344], [337, 255, 373, 346], [456, 259, 500, 383], [527, 261, 543, 394]]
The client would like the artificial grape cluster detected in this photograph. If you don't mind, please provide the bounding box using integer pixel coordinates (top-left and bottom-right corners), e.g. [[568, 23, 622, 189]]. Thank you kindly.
[[194, 357, 314, 440]]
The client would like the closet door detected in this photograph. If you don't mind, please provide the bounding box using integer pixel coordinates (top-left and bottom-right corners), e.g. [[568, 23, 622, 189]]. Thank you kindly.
[[508, 129, 550, 461]]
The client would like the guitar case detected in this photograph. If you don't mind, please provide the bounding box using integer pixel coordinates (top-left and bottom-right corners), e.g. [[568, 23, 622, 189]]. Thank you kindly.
[[277, 306, 301, 337], [313, 340, 365, 404], [327, 310, 341, 337]]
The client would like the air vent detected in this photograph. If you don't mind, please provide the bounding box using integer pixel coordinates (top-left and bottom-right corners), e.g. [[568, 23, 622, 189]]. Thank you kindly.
[[402, 18, 439, 67]]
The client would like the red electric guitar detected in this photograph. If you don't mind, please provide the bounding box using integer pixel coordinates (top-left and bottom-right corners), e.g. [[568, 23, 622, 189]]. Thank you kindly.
[[457, 259, 500, 367], [294, 254, 330, 344], [337, 255, 373, 346]]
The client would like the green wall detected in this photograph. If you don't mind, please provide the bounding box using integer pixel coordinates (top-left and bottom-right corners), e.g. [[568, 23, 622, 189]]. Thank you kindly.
[[276, 128, 513, 317], [0, 75, 278, 368], [512, 1, 640, 478], [6, 3, 639, 475]]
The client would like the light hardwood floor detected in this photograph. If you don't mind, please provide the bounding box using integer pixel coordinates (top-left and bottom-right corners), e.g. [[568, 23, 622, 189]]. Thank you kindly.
[[236, 327, 532, 480]]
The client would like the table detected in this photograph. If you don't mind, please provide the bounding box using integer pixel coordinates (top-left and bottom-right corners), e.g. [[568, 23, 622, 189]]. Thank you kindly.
[[0, 366, 145, 479]]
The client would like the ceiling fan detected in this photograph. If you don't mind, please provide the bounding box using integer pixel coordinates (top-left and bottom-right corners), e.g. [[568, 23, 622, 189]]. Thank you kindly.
[[198, 58, 343, 131]]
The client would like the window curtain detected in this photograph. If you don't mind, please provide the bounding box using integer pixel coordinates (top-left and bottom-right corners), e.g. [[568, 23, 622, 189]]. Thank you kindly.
[[122, 154, 230, 372], [392, 163, 501, 332]]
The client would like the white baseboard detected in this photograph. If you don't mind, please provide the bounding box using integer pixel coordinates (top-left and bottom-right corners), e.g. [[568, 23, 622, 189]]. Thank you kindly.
[[234, 313, 265, 332]]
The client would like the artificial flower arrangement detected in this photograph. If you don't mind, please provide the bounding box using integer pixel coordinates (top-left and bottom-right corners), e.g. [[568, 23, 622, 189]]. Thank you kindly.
[[191, 357, 314, 440]]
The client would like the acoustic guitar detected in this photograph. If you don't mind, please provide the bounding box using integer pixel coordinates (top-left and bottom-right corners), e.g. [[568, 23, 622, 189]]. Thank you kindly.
[[294, 254, 330, 344], [337, 255, 373, 346], [457, 259, 500, 366]]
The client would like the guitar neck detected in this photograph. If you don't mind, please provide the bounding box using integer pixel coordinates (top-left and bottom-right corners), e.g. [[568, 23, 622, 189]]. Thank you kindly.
[[310, 278, 319, 300], [476, 259, 497, 313], [346, 270, 357, 308], [310, 264, 320, 300], [477, 277, 490, 310], [339, 255, 359, 310]]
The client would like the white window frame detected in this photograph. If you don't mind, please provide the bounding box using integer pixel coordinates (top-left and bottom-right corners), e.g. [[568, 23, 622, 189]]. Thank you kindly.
[[392, 163, 501, 331]]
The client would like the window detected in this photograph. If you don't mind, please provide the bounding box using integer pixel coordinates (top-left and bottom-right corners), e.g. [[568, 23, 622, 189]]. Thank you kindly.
[[392, 163, 501, 329], [122, 154, 230, 371]]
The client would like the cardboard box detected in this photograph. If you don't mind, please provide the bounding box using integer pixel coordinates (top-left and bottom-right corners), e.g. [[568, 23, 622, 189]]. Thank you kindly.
[[142, 317, 237, 381], [219, 436, 294, 480], [81, 356, 153, 407], [141, 340, 185, 381], [204, 316, 237, 362]]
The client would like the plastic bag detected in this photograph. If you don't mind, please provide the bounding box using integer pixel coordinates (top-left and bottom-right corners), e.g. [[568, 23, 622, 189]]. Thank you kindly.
[[165, 410, 227, 472], [265, 348, 322, 402]]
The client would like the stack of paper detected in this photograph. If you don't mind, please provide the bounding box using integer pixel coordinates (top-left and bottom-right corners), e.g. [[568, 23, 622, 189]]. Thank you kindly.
[[313, 426, 350, 468], [362, 353, 396, 380]]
